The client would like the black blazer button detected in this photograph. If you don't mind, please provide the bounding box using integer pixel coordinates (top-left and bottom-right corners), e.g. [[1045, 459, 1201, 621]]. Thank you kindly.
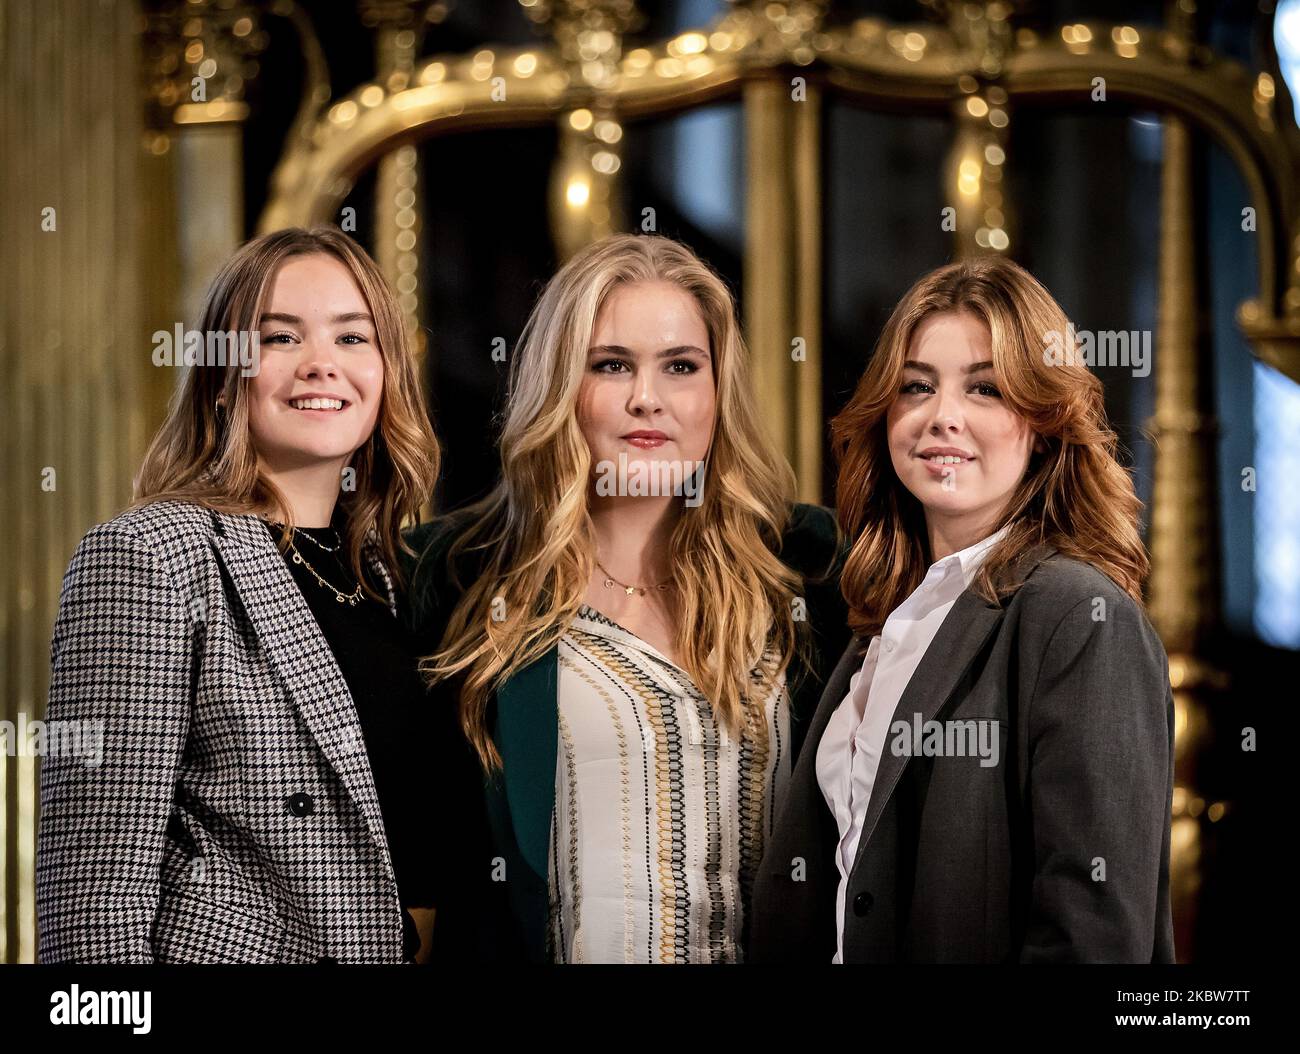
[[287, 792, 315, 817], [853, 892, 874, 916], [317, 955, 337, 965]]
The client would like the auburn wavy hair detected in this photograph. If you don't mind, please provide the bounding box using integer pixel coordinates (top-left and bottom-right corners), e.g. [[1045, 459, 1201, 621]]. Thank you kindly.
[[134, 226, 438, 598], [831, 254, 1148, 639], [422, 234, 810, 771]]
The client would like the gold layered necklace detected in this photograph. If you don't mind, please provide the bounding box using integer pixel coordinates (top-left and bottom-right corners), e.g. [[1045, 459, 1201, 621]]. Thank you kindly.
[[266, 519, 362, 606]]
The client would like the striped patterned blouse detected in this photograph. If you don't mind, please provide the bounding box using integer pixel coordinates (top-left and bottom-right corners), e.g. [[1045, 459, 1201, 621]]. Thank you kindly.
[[547, 602, 789, 964]]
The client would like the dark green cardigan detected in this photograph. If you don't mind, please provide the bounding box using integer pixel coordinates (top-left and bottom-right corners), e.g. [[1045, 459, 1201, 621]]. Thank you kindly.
[[401, 502, 850, 963]]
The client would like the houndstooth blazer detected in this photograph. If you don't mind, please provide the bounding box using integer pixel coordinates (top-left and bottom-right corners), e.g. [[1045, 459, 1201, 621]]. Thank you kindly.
[[36, 499, 408, 964]]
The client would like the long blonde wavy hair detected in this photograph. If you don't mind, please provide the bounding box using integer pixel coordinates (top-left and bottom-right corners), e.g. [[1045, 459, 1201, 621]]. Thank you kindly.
[[423, 234, 809, 771], [134, 226, 438, 597], [832, 254, 1149, 639]]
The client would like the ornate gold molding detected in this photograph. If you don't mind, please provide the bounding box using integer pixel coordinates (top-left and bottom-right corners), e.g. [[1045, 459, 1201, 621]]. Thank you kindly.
[[143, 0, 269, 127], [256, 7, 1300, 384]]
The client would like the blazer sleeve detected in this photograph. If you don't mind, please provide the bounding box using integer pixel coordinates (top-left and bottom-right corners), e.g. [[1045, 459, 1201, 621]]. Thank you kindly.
[[1020, 589, 1174, 963], [36, 522, 194, 964]]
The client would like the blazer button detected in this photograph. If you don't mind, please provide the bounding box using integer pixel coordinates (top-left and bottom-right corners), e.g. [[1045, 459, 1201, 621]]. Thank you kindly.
[[317, 955, 337, 965], [287, 792, 315, 817], [853, 892, 874, 917]]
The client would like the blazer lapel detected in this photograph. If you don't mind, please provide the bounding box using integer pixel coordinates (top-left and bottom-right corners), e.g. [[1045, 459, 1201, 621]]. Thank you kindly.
[[210, 511, 392, 860], [848, 541, 1056, 876], [492, 644, 559, 883]]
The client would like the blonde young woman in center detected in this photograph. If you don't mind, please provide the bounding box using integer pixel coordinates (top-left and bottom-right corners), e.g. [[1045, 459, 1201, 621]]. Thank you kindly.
[[405, 234, 849, 963]]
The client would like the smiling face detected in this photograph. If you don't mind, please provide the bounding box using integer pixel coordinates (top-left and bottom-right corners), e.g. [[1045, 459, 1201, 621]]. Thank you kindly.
[[886, 309, 1038, 549], [246, 253, 384, 474], [577, 280, 716, 490]]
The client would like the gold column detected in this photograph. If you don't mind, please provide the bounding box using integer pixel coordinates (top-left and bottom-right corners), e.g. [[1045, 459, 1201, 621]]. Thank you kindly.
[[941, 1, 1015, 260], [363, 1, 432, 359], [1149, 116, 1221, 651], [534, 0, 640, 262], [551, 105, 625, 263], [1, 0, 151, 963], [1145, 0, 1224, 965], [146, 1, 264, 330], [1147, 111, 1224, 964], [174, 124, 247, 326], [743, 78, 822, 502], [732, 0, 826, 501]]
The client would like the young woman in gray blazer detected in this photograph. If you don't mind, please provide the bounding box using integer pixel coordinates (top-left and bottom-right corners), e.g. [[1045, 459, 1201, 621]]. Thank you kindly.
[[750, 256, 1175, 963], [36, 227, 442, 963]]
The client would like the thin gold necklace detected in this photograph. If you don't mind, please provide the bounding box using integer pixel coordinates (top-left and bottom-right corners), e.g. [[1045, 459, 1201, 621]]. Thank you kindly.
[[293, 525, 340, 553], [595, 558, 672, 597], [262, 516, 341, 554], [281, 530, 362, 606]]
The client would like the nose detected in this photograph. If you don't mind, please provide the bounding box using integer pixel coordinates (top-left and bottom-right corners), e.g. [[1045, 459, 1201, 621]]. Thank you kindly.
[[296, 336, 340, 381], [625, 366, 663, 416], [926, 382, 965, 434]]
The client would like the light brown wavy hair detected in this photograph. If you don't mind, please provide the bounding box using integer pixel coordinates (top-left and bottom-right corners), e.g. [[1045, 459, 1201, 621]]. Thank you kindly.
[[831, 254, 1148, 639], [422, 234, 810, 771], [134, 226, 438, 598]]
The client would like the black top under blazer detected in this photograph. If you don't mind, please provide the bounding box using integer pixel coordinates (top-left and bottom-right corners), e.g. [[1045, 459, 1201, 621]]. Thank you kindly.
[[36, 500, 418, 964], [748, 542, 1176, 963]]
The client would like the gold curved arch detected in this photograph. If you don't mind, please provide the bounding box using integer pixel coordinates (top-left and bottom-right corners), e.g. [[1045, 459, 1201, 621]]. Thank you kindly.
[[258, 16, 1300, 382]]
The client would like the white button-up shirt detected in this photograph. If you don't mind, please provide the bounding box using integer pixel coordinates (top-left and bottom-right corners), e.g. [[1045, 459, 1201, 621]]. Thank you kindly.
[[815, 525, 1010, 963]]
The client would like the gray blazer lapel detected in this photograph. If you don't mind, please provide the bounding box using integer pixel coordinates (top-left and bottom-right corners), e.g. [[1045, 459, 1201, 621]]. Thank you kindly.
[[209, 511, 392, 860], [849, 541, 1057, 875]]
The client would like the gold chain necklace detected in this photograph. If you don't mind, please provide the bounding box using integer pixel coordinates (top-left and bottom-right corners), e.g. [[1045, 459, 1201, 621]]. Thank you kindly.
[[595, 558, 672, 597], [293, 525, 340, 552], [283, 532, 362, 606], [262, 515, 342, 554]]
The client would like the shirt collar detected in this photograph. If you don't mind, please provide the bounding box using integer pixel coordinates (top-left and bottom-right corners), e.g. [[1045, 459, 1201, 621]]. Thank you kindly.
[[931, 522, 1013, 591]]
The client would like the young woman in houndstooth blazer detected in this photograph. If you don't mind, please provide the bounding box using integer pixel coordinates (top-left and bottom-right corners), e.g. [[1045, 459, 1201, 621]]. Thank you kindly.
[[36, 227, 443, 964]]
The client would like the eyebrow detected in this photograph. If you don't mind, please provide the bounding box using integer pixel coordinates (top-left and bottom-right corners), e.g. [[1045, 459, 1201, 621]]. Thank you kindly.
[[589, 344, 710, 359], [259, 311, 374, 325], [902, 359, 994, 376]]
